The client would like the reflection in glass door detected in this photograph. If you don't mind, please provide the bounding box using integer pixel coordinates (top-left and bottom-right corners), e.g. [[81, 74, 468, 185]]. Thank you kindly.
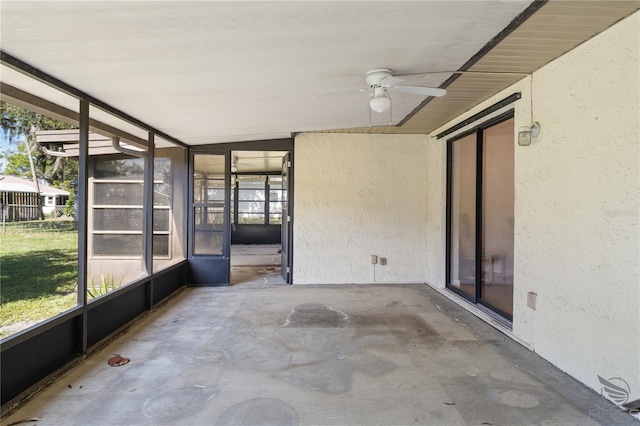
[[448, 133, 476, 299], [481, 120, 514, 317], [447, 115, 514, 320]]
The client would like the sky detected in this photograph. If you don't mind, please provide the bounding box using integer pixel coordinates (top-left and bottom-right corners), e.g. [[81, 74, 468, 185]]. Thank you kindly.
[[1, 128, 25, 170]]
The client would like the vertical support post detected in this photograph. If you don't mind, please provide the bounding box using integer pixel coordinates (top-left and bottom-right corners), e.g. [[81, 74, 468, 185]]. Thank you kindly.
[[445, 139, 453, 287], [475, 129, 484, 303], [288, 147, 294, 284], [187, 151, 194, 259], [77, 99, 90, 354], [264, 175, 270, 225], [143, 132, 155, 307], [224, 152, 231, 283]]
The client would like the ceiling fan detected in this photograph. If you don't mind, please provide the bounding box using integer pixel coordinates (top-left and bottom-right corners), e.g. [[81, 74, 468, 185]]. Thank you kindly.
[[315, 68, 447, 119], [362, 68, 447, 114]]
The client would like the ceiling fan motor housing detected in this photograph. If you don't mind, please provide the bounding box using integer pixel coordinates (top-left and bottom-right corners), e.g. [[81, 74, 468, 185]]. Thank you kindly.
[[366, 68, 394, 87]]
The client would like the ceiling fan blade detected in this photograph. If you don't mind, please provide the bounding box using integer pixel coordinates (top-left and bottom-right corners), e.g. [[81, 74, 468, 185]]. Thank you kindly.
[[391, 85, 446, 97], [313, 88, 369, 98], [378, 75, 404, 87], [362, 94, 373, 112]]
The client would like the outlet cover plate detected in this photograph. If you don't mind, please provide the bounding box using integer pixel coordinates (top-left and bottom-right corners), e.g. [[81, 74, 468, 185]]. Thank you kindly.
[[527, 292, 537, 310]]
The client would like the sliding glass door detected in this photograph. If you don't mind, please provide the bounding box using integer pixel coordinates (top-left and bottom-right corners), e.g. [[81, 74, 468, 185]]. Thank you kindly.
[[447, 115, 515, 320]]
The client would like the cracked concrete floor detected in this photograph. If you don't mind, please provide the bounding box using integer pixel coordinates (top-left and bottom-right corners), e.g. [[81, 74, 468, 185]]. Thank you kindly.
[[3, 285, 634, 425]]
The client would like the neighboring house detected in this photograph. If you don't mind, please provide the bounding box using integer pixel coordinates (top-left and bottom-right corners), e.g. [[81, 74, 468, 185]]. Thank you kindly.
[[0, 175, 69, 220]]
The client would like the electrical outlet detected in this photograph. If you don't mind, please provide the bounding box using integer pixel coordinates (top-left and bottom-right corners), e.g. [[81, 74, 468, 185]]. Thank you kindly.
[[371, 255, 378, 264], [380, 257, 387, 266], [527, 292, 537, 310]]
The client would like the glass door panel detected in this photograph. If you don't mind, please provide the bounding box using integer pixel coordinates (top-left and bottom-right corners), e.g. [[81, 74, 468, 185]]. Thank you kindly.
[[480, 118, 515, 317], [193, 154, 226, 255], [449, 133, 477, 300]]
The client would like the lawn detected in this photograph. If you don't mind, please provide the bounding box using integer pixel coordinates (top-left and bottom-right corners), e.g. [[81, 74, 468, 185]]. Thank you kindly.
[[0, 220, 79, 338]]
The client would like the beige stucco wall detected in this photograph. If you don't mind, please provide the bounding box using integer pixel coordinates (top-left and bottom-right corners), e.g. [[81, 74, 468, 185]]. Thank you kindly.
[[428, 11, 640, 399], [425, 134, 447, 287], [293, 133, 429, 284]]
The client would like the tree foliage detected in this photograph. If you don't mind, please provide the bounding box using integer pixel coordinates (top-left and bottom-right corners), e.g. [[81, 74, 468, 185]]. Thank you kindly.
[[1, 102, 78, 190]]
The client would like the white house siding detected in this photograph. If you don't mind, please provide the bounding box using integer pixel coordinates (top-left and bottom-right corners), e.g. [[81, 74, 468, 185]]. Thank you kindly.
[[293, 133, 429, 285], [428, 12, 639, 399]]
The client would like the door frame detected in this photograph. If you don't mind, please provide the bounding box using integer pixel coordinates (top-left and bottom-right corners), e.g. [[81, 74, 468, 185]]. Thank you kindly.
[[281, 153, 292, 284], [187, 139, 294, 286], [188, 150, 231, 285], [445, 110, 514, 320]]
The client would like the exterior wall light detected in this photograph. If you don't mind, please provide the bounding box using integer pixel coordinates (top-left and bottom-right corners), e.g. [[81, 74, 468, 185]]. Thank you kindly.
[[518, 122, 540, 146]]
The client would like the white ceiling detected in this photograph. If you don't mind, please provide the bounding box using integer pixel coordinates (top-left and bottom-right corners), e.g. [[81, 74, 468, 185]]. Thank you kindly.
[[1, 1, 532, 145]]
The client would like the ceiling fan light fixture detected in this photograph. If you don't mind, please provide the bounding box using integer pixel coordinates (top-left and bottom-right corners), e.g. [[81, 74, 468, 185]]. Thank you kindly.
[[369, 91, 391, 113]]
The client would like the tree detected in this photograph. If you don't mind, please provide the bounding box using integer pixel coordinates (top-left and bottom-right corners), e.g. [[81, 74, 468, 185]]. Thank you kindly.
[[3, 142, 31, 176], [1, 102, 78, 191]]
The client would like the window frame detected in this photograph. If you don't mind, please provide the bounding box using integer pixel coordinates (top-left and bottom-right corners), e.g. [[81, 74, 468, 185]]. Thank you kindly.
[[232, 173, 283, 225], [90, 160, 172, 260]]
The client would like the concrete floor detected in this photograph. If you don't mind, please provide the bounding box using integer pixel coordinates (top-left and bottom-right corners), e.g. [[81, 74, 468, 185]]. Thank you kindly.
[[4, 284, 635, 425], [231, 245, 286, 287]]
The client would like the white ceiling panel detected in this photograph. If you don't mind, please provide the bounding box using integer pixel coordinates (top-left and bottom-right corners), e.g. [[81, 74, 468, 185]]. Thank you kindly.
[[1, 1, 532, 145]]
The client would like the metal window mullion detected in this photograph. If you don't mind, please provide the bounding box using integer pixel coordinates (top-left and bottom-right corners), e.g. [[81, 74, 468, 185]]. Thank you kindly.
[[224, 152, 231, 283], [92, 205, 142, 208], [475, 129, 484, 303], [265, 177, 270, 225], [143, 133, 154, 277], [93, 179, 152, 183], [445, 139, 453, 288], [287, 149, 294, 284], [187, 151, 194, 258], [233, 180, 239, 226], [182, 147, 189, 261], [92, 180, 164, 185], [77, 99, 89, 354], [93, 231, 143, 235]]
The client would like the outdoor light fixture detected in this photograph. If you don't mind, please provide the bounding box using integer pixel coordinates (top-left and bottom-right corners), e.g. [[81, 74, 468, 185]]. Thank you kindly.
[[518, 122, 540, 146], [369, 87, 391, 113]]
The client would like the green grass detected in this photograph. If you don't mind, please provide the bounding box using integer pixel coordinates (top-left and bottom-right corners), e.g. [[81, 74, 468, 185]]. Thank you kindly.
[[0, 220, 78, 338]]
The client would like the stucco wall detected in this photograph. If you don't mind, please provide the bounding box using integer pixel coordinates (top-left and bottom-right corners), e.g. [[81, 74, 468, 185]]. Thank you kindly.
[[426, 134, 447, 287], [428, 11, 640, 399], [293, 133, 428, 284]]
